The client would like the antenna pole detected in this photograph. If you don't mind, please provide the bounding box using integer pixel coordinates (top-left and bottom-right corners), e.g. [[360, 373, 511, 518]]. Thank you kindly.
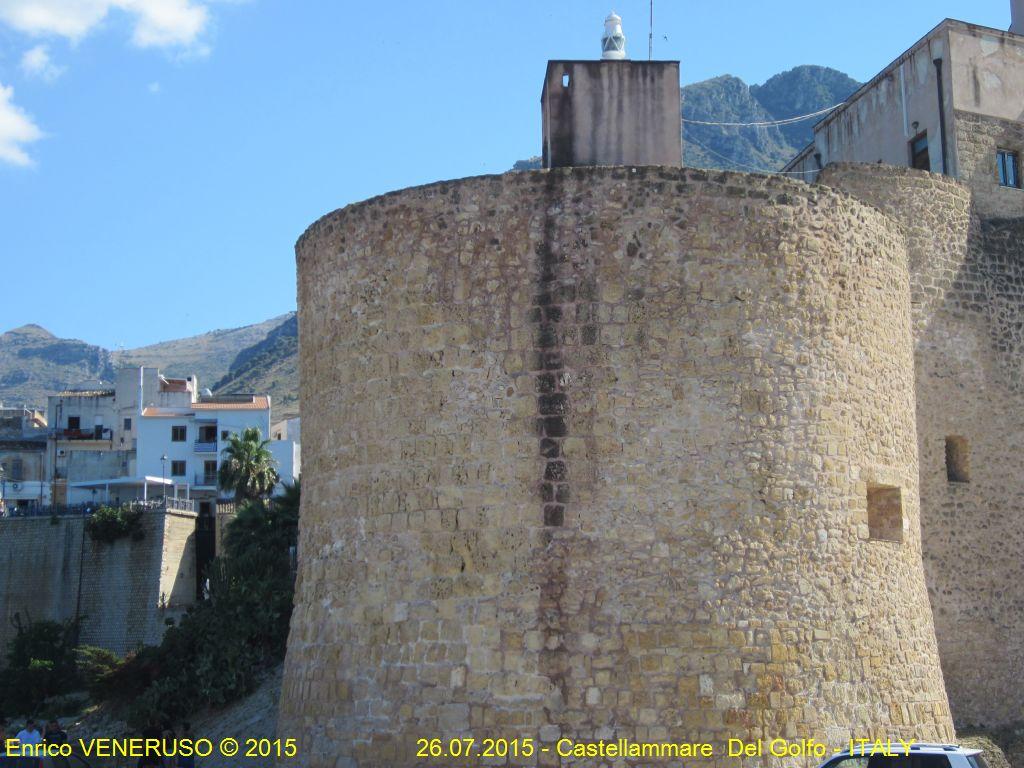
[[649, 0, 653, 60]]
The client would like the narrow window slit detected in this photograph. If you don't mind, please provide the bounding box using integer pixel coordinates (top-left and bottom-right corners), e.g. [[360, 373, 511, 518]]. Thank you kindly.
[[946, 436, 970, 483]]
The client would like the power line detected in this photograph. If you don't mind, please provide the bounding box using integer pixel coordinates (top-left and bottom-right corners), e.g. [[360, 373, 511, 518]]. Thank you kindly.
[[685, 133, 818, 177], [682, 103, 844, 128]]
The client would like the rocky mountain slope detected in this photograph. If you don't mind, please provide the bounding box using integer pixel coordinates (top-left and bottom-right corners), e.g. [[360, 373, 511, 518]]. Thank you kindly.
[[0, 324, 115, 409], [215, 314, 299, 420], [684, 65, 859, 171], [0, 314, 294, 413], [118, 314, 289, 391]]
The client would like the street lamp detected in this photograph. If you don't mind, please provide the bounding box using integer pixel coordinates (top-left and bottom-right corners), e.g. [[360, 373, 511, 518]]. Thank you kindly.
[[160, 454, 168, 501]]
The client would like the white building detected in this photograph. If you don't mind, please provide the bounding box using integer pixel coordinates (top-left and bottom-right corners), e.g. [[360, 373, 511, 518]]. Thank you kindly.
[[48, 367, 299, 513]]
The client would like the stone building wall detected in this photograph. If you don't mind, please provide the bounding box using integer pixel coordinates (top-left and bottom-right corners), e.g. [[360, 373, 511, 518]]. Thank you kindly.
[[954, 110, 1024, 219], [282, 166, 955, 768], [0, 509, 196, 657], [818, 163, 1024, 729]]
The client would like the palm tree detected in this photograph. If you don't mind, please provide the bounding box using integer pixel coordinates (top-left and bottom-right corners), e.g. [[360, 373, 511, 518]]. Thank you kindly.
[[217, 427, 279, 501]]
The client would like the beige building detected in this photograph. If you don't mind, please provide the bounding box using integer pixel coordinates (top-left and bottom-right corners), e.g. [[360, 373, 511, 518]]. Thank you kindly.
[[786, 18, 1024, 217], [0, 405, 48, 512]]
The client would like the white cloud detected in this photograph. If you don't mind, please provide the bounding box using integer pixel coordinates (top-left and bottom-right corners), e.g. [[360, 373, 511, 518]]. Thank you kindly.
[[0, 0, 211, 49], [147, 80, 159, 92], [0, 82, 43, 166], [125, 0, 207, 48], [20, 44, 65, 81]]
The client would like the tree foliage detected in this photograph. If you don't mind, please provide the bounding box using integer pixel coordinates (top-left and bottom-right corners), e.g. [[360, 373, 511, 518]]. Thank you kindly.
[[217, 427, 279, 501], [0, 617, 81, 716]]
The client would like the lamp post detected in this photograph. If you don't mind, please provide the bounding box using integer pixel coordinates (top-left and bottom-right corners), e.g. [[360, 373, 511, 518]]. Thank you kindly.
[[0, 464, 5, 517], [160, 454, 168, 502]]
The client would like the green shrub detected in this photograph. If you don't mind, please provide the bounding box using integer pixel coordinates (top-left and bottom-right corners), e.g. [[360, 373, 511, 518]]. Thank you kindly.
[[0, 617, 81, 717], [75, 645, 123, 698], [85, 504, 145, 544]]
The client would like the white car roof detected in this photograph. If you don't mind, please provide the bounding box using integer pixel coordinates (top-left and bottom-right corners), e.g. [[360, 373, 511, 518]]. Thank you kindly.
[[826, 744, 982, 761]]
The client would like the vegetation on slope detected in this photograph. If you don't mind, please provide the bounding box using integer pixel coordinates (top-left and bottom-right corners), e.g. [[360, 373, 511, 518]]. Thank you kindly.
[[214, 314, 299, 420], [0, 324, 114, 410]]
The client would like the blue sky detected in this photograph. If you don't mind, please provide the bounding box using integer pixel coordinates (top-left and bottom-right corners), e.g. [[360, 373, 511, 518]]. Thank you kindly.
[[0, 0, 1012, 348]]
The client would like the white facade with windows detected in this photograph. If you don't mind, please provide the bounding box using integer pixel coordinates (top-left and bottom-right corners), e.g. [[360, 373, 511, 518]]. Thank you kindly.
[[49, 367, 298, 506], [138, 395, 296, 498]]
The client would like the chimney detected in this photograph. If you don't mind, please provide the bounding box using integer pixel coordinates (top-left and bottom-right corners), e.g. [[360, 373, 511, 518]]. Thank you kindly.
[[1012, 0, 1024, 34]]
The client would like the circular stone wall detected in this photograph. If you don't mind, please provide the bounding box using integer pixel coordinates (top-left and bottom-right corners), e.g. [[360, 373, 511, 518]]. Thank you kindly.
[[281, 166, 954, 767]]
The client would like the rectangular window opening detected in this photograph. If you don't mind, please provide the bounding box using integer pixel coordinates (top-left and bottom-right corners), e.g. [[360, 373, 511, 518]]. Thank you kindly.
[[561, 72, 570, 88], [123, 417, 132, 431], [171, 425, 187, 442], [67, 416, 80, 430], [867, 484, 904, 542], [997, 149, 1020, 188], [910, 132, 930, 171], [170, 460, 186, 477], [945, 435, 970, 483]]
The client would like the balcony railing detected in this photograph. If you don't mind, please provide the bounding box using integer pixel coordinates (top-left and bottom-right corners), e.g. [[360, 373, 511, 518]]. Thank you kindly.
[[195, 472, 218, 487], [165, 497, 196, 513], [56, 428, 112, 441], [2, 498, 168, 519], [194, 440, 218, 453]]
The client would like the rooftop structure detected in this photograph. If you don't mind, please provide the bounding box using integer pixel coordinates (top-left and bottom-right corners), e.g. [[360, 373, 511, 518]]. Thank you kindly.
[[541, 13, 681, 169]]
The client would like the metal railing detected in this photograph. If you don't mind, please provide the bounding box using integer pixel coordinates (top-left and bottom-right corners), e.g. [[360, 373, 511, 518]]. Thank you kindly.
[[194, 440, 218, 453], [1, 498, 180, 519], [55, 428, 112, 441], [165, 496, 196, 513]]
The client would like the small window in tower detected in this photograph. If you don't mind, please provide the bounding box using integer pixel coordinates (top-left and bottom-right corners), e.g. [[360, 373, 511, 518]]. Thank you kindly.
[[562, 73, 570, 88], [997, 149, 1020, 188], [945, 436, 970, 483], [867, 484, 904, 542], [910, 132, 930, 171]]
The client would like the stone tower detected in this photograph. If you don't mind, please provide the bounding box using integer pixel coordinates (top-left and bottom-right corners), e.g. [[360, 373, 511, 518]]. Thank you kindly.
[[279, 165, 955, 768]]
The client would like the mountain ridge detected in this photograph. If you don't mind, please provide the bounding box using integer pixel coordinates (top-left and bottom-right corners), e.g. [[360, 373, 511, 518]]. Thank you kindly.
[[0, 313, 295, 414]]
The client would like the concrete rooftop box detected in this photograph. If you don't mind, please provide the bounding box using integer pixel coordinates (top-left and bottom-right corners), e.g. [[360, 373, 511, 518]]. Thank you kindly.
[[541, 60, 682, 169]]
